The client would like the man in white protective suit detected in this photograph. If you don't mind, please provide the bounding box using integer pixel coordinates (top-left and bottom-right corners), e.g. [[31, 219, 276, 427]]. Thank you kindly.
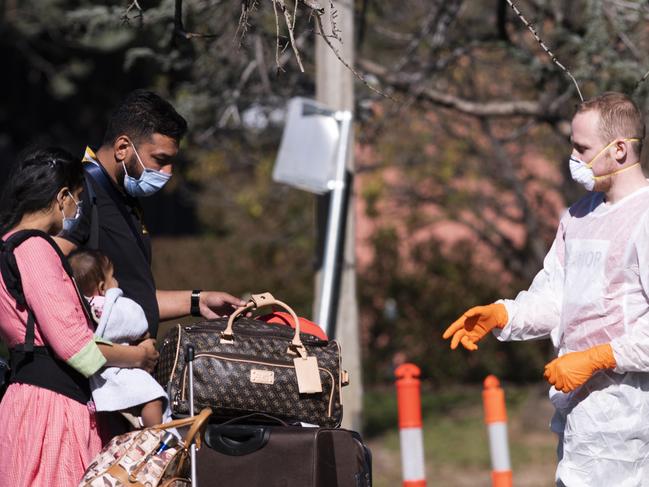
[[442, 91, 649, 486]]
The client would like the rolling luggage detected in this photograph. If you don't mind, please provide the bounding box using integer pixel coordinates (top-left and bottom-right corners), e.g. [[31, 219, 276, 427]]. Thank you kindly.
[[155, 293, 348, 428], [195, 420, 372, 486]]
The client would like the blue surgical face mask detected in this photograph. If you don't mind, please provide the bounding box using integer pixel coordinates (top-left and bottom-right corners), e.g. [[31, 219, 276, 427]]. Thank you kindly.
[[122, 142, 172, 197], [62, 191, 82, 233]]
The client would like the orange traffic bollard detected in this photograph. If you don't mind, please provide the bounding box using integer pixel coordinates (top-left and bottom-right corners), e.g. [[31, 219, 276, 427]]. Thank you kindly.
[[395, 363, 426, 487], [483, 375, 513, 487]]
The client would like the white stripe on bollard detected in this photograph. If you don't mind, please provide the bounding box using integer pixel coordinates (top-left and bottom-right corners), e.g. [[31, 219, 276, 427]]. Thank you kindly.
[[487, 422, 511, 471], [399, 427, 426, 481]]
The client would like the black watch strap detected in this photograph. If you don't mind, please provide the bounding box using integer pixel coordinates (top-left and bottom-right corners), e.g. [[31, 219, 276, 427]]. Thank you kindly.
[[191, 290, 202, 317]]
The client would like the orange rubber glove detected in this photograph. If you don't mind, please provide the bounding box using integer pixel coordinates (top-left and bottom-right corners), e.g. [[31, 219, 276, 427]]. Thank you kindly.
[[442, 303, 508, 351], [543, 343, 616, 393]]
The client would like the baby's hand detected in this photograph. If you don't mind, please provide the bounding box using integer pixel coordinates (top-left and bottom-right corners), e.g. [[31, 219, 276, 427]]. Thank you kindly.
[[137, 338, 159, 373]]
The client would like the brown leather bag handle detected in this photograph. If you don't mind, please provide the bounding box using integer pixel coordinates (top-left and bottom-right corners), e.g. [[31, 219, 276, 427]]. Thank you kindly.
[[155, 407, 212, 448], [184, 407, 212, 449], [223, 292, 305, 352]]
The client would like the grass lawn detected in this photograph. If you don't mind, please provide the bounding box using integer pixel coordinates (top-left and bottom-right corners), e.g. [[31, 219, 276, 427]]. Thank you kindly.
[[364, 383, 557, 487]]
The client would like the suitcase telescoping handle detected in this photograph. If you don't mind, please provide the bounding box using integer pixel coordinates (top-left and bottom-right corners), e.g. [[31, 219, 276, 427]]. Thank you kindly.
[[223, 292, 306, 354], [186, 344, 198, 487]]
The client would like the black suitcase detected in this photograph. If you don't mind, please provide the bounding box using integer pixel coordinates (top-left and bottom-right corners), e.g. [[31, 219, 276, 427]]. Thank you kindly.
[[196, 423, 372, 487]]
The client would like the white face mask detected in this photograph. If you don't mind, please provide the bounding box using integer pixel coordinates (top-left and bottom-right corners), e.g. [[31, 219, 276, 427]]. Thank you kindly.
[[569, 138, 641, 191], [569, 156, 596, 191], [122, 142, 172, 197]]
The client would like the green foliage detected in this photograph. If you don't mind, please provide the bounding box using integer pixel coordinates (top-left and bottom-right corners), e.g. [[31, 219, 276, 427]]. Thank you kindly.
[[364, 386, 477, 438], [2, 0, 647, 391], [359, 226, 553, 386]]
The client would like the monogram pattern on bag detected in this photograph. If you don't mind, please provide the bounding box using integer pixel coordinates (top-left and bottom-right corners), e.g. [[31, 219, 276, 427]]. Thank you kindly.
[[155, 330, 179, 386], [78, 428, 187, 486], [154, 318, 343, 428], [181, 356, 334, 425]]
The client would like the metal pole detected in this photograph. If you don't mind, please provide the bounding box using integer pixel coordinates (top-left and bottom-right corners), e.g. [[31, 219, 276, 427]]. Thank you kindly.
[[186, 345, 197, 487], [316, 111, 352, 338], [315, 0, 362, 432]]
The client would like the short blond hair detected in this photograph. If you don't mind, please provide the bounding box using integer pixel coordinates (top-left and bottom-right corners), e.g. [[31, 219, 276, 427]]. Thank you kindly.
[[577, 92, 644, 157]]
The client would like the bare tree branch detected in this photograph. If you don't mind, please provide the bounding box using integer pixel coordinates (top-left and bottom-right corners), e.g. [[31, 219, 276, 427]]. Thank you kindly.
[[314, 14, 394, 100], [359, 58, 549, 117], [122, 0, 143, 25], [603, 3, 643, 61], [271, 0, 282, 69], [481, 120, 546, 273], [254, 34, 273, 94], [174, 0, 218, 39], [276, 0, 304, 72], [393, 0, 463, 72], [236, 0, 259, 42]]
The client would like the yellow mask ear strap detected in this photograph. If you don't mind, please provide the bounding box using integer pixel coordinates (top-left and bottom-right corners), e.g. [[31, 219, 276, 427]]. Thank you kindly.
[[587, 138, 641, 168], [594, 162, 640, 180], [586, 141, 615, 168]]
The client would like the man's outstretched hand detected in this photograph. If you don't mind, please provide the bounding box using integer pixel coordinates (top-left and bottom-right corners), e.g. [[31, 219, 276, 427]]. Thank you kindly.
[[442, 303, 508, 351]]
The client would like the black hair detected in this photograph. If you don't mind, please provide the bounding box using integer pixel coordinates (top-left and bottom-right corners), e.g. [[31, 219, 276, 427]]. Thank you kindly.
[[69, 249, 112, 296], [0, 147, 84, 234], [102, 89, 188, 146]]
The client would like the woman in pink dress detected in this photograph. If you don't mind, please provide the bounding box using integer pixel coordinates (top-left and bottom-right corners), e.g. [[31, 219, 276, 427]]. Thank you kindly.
[[0, 148, 160, 487]]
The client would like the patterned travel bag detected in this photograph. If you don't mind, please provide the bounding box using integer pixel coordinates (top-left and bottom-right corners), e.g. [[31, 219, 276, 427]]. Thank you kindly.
[[78, 408, 212, 487], [154, 293, 348, 428]]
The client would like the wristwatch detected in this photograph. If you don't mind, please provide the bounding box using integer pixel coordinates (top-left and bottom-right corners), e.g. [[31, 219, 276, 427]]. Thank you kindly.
[[190, 290, 202, 317]]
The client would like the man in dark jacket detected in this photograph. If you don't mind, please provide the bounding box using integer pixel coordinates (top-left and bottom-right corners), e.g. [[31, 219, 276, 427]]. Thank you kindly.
[[58, 90, 244, 336]]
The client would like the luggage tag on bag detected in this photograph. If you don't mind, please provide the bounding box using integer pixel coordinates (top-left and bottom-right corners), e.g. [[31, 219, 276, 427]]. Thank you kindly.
[[293, 356, 323, 393]]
